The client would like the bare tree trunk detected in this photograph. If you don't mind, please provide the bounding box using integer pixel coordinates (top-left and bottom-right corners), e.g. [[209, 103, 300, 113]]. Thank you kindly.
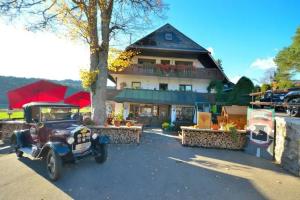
[[91, 1, 113, 125], [92, 50, 108, 125]]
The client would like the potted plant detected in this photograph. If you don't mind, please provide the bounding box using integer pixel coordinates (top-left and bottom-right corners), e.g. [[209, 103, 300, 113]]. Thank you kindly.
[[113, 113, 123, 127], [126, 121, 132, 127], [162, 122, 170, 131], [211, 123, 219, 130], [223, 122, 238, 142], [107, 113, 114, 125], [127, 112, 134, 120]]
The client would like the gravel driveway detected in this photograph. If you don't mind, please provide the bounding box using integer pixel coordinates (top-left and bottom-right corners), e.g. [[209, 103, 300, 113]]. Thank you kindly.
[[1, 128, 300, 200]]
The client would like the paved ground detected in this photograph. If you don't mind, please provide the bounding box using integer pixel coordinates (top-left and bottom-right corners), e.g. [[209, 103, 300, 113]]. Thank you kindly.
[[1, 129, 300, 200]]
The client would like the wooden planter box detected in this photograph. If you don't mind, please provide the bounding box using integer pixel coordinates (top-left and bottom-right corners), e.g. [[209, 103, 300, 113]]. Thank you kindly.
[[89, 125, 142, 144], [181, 126, 247, 150]]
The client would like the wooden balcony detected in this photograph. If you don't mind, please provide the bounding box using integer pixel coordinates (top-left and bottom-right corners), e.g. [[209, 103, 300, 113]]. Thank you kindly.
[[110, 64, 224, 80]]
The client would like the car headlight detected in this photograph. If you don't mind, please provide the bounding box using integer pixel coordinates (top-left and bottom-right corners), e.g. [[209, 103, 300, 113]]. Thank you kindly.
[[30, 127, 36, 134], [92, 133, 98, 140], [67, 137, 75, 145]]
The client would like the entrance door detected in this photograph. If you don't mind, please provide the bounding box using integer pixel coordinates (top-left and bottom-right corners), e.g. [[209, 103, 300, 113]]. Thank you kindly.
[[159, 105, 170, 122]]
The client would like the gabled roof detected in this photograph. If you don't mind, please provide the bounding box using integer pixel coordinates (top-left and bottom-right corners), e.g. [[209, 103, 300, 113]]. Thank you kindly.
[[127, 23, 208, 53]]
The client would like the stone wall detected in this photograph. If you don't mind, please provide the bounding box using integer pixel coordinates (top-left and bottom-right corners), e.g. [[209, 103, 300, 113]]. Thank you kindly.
[[89, 126, 142, 144], [0, 121, 29, 143], [275, 117, 300, 176], [181, 127, 247, 150]]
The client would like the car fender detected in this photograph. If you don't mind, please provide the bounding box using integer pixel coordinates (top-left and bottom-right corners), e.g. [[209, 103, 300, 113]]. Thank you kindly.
[[38, 142, 70, 158], [13, 130, 30, 147]]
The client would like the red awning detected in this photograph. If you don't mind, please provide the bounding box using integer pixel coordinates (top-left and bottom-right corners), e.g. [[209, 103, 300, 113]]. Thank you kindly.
[[7, 80, 68, 109], [64, 91, 90, 108]]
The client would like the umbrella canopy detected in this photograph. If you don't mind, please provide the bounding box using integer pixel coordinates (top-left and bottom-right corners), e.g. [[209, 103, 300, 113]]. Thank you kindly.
[[64, 91, 90, 108], [7, 80, 68, 109]]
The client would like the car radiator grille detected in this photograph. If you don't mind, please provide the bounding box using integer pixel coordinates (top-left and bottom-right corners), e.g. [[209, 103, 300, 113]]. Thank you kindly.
[[72, 130, 91, 153]]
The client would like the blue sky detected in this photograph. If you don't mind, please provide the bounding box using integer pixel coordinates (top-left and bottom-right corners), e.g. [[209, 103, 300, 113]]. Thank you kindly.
[[0, 0, 299, 84], [155, 0, 300, 84]]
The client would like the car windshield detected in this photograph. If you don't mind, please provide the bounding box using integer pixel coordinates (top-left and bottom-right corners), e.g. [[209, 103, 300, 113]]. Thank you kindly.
[[40, 107, 79, 122]]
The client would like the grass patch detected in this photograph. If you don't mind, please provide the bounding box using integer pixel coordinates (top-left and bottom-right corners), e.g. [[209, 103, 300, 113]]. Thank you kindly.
[[0, 111, 24, 120], [0, 107, 90, 120]]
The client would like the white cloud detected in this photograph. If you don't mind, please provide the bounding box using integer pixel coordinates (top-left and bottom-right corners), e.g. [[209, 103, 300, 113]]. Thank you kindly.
[[207, 47, 214, 55], [229, 75, 242, 84], [0, 21, 90, 80], [250, 57, 277, 70]]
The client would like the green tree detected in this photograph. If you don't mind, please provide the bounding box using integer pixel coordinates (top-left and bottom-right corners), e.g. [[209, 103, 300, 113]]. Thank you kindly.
[[274, 27, 300, 89], [227, 76, 254, 105], [0, 0, 166, 125], [260, 83, 271, 92]]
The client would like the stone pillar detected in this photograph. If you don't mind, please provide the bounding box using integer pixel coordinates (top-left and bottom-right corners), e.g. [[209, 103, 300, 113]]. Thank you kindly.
[[171, 105, 176, 123], [275, 117, 300, 176]]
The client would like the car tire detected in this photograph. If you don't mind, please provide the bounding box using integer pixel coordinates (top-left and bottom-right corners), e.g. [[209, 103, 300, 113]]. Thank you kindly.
[[95, 144, 108, 164], [46, 149, 62, 181], [287, 107, 300, 117], [287, 98, 300, 117]]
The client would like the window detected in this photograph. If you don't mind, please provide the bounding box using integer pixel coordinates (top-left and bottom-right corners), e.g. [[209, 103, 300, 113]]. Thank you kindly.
[[175, 61, 193, 66], [159, 83, 168, 91], [161, 60, 170, 65], [129, 104, 158, 117], [165, 32, 173, 41], [179, 84, 192, 91], [138, 58, 156, 65], [132, 82, 141, 89], [176, 106, 194, 121], [140, 106, 152, 117]]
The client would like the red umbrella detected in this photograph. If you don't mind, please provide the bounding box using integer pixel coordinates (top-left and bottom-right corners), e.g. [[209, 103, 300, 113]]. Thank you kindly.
[[7, 80, 68, 109], [64, 91, 90, 108]]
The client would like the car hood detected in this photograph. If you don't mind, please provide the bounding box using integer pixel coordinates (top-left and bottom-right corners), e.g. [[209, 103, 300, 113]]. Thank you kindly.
[[44, 121, 88, 137]]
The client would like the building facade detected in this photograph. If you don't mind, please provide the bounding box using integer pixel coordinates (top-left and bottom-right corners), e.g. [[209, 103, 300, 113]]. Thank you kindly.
[[109, 23, 228, 126]]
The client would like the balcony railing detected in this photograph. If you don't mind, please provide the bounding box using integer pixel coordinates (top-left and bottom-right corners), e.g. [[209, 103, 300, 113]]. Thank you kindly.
[[110, 64, 223, 80]]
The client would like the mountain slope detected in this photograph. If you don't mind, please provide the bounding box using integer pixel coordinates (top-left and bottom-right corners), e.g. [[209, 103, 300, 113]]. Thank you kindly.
[[0, 76, 83, 108]]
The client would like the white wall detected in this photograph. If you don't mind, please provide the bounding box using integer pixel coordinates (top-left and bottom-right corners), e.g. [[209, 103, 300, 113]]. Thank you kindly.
[[132, 55, 204, 68], [115, 74, 210, 93]]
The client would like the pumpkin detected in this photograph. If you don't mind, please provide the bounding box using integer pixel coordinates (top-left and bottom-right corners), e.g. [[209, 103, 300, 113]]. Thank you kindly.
[[211, 124, 219, 130]]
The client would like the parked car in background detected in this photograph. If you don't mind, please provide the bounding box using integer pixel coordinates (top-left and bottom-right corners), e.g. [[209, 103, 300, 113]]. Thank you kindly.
[[284, 90, 300, 117], [11, 102, 109, 181], [260, 90, 286, 103], [259, 90, 286, 110]]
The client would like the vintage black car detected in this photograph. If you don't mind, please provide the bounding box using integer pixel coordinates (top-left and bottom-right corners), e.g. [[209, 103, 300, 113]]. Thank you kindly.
[[10, 102, 109, 181], [260, 90, 286, 103]]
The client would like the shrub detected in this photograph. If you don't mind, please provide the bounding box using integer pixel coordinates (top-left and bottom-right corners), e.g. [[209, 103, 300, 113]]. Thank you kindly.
[[162, 122, 170, 130], [114, 113, 123, 122], [223, 122, 238, 143]]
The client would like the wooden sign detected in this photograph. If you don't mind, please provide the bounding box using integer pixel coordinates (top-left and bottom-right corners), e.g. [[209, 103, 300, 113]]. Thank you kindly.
[[247, 108, 274, 145], [197, 112, 211, 129]]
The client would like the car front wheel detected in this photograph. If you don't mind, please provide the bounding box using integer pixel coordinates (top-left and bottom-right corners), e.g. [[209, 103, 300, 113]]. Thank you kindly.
[[95, 144, 108, 164], [46, 149, 62, 181], [287, 98, 300, 117]]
